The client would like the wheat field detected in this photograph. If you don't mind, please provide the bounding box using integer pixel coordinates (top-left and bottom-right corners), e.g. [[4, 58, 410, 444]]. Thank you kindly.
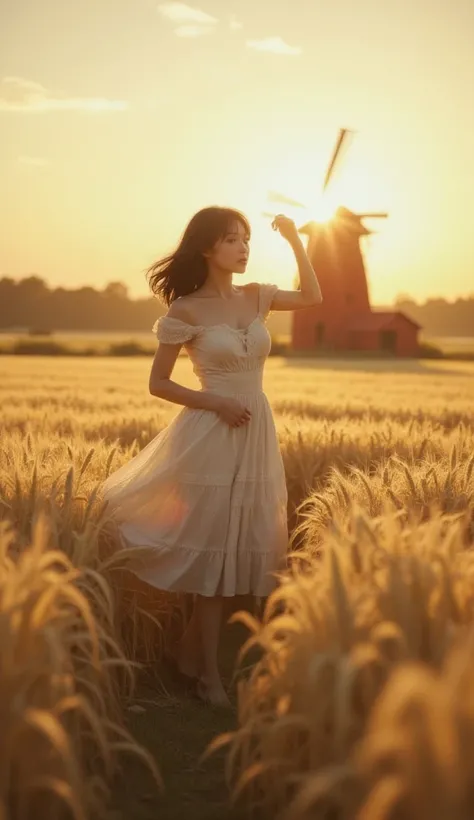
[[1, 353, 474, 819]]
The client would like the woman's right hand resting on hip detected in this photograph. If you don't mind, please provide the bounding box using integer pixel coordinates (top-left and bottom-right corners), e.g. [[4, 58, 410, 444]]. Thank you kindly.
[[208, 395, 251, 428]]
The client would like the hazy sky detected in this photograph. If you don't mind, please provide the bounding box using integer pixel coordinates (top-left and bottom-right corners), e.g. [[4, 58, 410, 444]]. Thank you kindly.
[[1, 0, 473, 304]]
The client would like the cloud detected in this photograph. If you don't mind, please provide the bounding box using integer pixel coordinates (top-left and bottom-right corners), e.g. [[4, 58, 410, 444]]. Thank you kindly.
[[17, 155, 50, 166], [246, 36, 302, 55], [0, 77, 128, 113], [157, 2, 217, 25]]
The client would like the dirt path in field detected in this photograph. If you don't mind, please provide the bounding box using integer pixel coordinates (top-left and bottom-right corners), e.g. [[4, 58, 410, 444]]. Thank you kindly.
[[112, 620, 257, 820]]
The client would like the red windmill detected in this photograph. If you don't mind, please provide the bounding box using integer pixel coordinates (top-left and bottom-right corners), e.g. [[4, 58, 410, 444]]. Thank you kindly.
[[265, 129, 421, 356]]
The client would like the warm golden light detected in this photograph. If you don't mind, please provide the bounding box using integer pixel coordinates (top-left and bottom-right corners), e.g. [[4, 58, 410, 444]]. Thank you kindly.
[[310, 197, 337, 223], [1, 2, 473, 305]]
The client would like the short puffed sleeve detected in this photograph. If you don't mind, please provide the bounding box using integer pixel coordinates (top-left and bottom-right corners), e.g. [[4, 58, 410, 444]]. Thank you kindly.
[[258, 283, 279, 319], [152, 316, 202, 344]]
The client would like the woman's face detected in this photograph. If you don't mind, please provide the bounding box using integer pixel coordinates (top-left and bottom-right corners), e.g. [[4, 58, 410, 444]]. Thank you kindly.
[[205, 220, 250, 274]]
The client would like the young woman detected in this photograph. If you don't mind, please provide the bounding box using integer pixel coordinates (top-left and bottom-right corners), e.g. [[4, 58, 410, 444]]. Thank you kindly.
[[101, 206, 322, 706]]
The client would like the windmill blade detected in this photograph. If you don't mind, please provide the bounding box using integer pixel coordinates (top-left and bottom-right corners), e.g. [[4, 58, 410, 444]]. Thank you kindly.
[[322, 128, 353, 191], [298, 221, 315, 235], [358, 212, 389, 219], [267, 190, 307, 209]]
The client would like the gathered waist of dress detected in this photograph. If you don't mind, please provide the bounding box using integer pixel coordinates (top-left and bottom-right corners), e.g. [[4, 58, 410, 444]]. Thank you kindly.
[[199, 369, 264, 396]]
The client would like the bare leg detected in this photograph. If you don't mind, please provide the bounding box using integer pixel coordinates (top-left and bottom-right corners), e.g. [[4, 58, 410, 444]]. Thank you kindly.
[[195, 594, 231, 707], [175, 598, 202, 678]]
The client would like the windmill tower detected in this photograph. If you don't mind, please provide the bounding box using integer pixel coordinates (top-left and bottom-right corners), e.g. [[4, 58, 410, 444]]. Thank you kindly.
[[266, 129, 421, 356]]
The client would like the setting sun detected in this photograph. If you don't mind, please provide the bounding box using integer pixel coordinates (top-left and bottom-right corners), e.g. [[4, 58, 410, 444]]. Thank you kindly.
[[309, 197, 338, 224]]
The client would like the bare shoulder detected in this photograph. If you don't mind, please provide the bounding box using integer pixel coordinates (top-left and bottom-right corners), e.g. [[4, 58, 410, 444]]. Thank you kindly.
[[238, 281, 260, 308], [166, 297, 196, 324]]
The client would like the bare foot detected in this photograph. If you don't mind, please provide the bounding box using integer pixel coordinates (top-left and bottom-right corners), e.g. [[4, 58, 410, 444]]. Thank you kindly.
[[196, 678, 232, 708]]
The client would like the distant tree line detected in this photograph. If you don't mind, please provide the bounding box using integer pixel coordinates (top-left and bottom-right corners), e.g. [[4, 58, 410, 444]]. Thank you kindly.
[[0, 276, 163, 332], [1, 276, 473, 337], [395, 294, 474, 337]]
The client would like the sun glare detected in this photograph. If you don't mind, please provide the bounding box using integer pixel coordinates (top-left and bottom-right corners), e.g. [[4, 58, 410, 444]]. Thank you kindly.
[[310, 197, 337, 223], [260, 155, 342, 228]]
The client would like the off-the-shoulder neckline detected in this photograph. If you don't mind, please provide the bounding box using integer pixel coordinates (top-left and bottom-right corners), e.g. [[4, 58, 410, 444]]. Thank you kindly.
[[160, 314, 263, 334]]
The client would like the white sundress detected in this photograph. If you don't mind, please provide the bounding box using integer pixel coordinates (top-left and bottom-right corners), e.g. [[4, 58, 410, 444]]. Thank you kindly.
[[100, 282, 288, 597]]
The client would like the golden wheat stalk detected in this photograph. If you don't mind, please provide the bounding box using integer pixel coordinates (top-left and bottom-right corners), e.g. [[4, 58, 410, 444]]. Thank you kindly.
[[0, 512, 161, 820]]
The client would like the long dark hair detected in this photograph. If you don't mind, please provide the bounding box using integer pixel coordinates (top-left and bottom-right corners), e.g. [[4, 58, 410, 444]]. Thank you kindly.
[[146, 206, 251, 305]]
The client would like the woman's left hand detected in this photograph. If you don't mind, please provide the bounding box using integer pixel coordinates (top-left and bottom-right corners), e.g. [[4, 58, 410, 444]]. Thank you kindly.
[[271, 214, 300, 244]]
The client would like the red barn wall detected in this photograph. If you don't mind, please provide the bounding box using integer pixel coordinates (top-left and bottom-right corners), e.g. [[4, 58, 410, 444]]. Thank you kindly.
[[394, 322, 419, 356], [292, 308, 352, 351], [292, 312, 420, 355], [348, 331, 377, 351], [349, 319, 419, 356]]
